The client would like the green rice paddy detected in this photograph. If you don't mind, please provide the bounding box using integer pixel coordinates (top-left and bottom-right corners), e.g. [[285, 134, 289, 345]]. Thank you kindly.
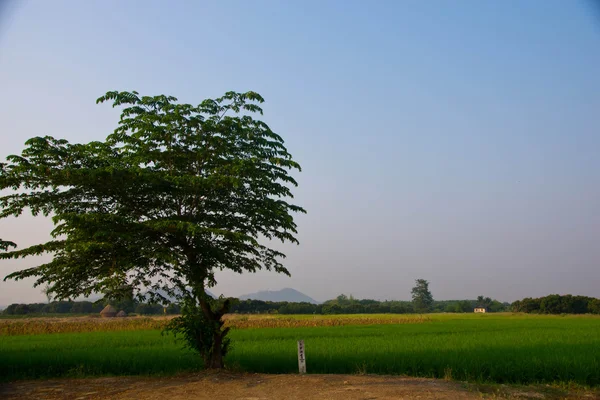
[[1, 313, 598, 385]]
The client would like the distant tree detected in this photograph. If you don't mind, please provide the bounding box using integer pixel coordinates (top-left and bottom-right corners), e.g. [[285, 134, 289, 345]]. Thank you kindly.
[[278, 302, 316, 314], [111, 298, 137, 314], [487, 300, 506, 312], [540, 294, 562, 314], [345, 303, 364, 314], [476, 296, 493, 309], [166, 303, 181, 315], [322, 304, 342, 314], [104, 284, 137, 313], [135, 303, 163, 315], [4, 303, 30, 315], [513, 297, 541, 313], [459, 300, 474, 313], [91, 302, 105, 313], [336, 294, 350, 305], [231, 299, 281, 314], [390, 303, 412, 313], [570, 295, 589, 314], [358, 299, 380, 306], [588, 298, 600, 315], [411, 279, 433, 313], [512, 294, 599, 314], [443, 300, 473, 313], [70, 301, 94, 314], [1, 90, 304, 369], [44, 301, 73, 313], [511, 300, 522, 312], [444, 303, 456, 313]]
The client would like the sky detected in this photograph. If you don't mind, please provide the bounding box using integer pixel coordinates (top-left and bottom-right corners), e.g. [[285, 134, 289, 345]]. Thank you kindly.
[[0, 0, 599, 305]]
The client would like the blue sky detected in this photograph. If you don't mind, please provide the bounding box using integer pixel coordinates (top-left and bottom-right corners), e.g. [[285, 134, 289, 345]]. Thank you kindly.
[[1, 0, 599, 304]]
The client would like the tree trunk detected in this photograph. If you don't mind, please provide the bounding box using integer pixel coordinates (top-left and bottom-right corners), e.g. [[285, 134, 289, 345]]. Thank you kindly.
[[197, 288, 228, 369], [207, 330, 224, 369]]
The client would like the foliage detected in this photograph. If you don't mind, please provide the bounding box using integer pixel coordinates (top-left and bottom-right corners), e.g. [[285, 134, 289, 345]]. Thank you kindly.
[[411, 279, 434, 313], [0, 239, 16, 252], [163, 296, 232, 367], [3, 301, 80, 315], [68, 301, 95, 314], [512, 294, 600, 314], [4, 304, 32, 315], [2, 300, 155, 316], [321, 303, 343, 314], [320, 296, 508, 314], [589, 298, 600, 314], [445, 300, 474, 313], [0, 90, 304, 368], [45, 301, 77, 314], [476, 295, 492, 308], [135, 303, 164, 315]]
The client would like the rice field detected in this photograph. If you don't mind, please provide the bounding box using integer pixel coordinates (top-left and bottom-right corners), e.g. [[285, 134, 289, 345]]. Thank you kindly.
[[1, 313, 599, 386], [0, 314, 430, 336]]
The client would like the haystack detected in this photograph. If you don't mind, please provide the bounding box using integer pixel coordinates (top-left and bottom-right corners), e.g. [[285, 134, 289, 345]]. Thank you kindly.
[[116, 310, 127, 317], [100, 304, 117, 318]]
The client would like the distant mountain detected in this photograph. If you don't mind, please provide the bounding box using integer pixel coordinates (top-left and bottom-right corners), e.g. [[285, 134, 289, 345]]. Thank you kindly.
[[239, 288, 318, 304], [76, 288, 217, 304]]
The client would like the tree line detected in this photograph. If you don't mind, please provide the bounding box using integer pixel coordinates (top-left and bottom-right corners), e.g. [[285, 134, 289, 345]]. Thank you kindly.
[[0, 279, 510, 316], [511, 294, 600, 314], [2, 300, 181, 316], [4, 287, 598, 317], [2, 296, 509, 316]]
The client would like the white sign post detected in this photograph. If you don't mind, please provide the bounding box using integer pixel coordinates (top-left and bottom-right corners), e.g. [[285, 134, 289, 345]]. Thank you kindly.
[[297, 340, 306, 374]]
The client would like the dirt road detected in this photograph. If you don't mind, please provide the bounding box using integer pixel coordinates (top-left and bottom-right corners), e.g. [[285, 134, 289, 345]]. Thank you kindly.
[[1, 373, 597, 400]]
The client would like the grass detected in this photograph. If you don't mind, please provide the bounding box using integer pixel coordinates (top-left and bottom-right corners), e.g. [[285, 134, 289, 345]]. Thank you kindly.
[[1, 313, 599, 386]]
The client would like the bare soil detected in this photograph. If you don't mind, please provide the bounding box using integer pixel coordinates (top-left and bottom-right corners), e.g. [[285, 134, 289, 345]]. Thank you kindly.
[[1, 373, 597, 400]]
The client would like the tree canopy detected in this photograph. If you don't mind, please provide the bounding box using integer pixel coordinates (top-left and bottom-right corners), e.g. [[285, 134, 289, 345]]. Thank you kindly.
[[0, 90, 305, 367], [411, 279, 433, 313]]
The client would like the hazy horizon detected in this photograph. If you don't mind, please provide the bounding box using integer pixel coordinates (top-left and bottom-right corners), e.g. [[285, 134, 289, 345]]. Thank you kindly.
[[1, 1, 599, 306]]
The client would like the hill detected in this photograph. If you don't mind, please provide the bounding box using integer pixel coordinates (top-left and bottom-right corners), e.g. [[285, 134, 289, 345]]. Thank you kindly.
[[239, 288, 318, 304], [144, 288, 217, 302], [74, 288, 217, 304]]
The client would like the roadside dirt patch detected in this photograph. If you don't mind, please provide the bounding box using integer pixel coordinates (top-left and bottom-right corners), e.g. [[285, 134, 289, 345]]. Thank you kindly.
[[0, 373, 597, 400]]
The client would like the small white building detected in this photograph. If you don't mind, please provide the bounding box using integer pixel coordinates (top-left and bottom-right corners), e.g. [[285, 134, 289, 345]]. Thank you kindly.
[[474, 307, 487, 313]]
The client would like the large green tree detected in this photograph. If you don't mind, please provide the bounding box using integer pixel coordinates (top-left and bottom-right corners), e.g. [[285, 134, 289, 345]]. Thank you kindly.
[[411, 279, 433, 313], [0, 90, 305, 368]]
